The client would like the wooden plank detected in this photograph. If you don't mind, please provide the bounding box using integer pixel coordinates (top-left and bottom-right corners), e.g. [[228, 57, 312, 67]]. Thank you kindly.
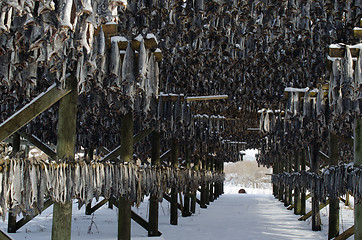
[[186, 95, 228, 101], [298, 200, 330, 221], [0, 84, 71, 143], [160, 150, 171, 162], [18, 132, 56, 159], [101, 127, 154, 162], [0, 229, 13, 240], [328, 46, 359, 58], [16, 199, 53, 231], [355, 118, 362, 240], [334, 225, 354, 240], [88, 198, 109, 214]]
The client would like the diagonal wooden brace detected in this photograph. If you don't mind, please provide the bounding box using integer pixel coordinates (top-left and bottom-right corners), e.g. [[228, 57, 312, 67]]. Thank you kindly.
[[18, 131, 56, 159], [0, 84, 71, 142]]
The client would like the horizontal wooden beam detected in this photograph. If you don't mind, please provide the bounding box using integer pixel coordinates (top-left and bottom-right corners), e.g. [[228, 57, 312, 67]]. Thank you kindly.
[[101, 127, 154, 162], [334, 225, 354, 240], [0, 84, 71, 142], [328, 46, 360, 58], [186, 95, 228, 102], [18, 132, 56, 159], [16, 199, 53, 231], [354, 27, 362, 38]]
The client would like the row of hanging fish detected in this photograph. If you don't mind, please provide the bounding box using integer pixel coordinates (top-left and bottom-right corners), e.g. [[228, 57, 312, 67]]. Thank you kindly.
[[272, 164, 362, 203], [0, 157, 223, 220]]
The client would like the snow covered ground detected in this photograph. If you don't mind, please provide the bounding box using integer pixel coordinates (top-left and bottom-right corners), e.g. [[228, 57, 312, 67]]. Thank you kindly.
[[0, 156, 355, 239]]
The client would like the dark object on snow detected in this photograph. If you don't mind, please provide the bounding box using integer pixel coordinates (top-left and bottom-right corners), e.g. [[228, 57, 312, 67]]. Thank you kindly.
[[238, 189, 247, 194]]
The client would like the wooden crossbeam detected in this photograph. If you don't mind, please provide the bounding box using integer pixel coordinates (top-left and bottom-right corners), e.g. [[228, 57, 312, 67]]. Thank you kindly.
[[18, 132, 56, 159], [158, 94, 228, 102], [163, 194, 182, 211], [287, 193, 311, 210], [160, 149, 171, 162], [15, 199, 53, 231], [131, 210, 162, 236], [354, 27, 362, 38], [328, 45, 360, 58], [101, 127, 154, 162], [298, 199, 329, 221], [334, 225, 354, 240], [86, 198, 109, 215], [0, 229, 12, 240], [0, 84, 71, 142]]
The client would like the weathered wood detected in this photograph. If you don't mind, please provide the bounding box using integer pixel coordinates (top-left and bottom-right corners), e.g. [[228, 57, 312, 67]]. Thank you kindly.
[[86, 198, 109, 215], [301, 150, 307, 215], [328, 46, 359, 58], [101, 127, 153, 162], [149, 131, 161, 237], [334, 225, 354, 240], [118, 112, 133, 240], [0, 229, 13, 240], [329, 132, 340, 239], [170, 139, 179, 225], [310, 143, 321, 231], [190, 155, 200, 213], [354, 27, 362, 38], [163, 194, 182, 211], [131, 210, 161, 236], [182, 147, 192, 217], [298, 200, 330, 221], [294, 151, 301, 215], [355, 118, 362, 240], [52, 76, 77, 240], [0, 84, 71, 143], [18, 132, 56, 159], [209, 157, 214, 203], [16, 199, 53, 231]]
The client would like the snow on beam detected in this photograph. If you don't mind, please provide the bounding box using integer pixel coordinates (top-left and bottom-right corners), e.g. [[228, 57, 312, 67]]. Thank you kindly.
[[0, 84, 71, 143], [328, 43, 361, 58], [354, 27, 362, 38]]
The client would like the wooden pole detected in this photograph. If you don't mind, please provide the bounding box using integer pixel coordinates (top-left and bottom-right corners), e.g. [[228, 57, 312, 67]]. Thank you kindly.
[[148, 131, 161, 236], [273, 161, 278, 198], [85, 148, 94, 215], [182, 147, 191, 217], [328, 132, 340, 239], [300, 149, 306, 215], [200, 157, 207, 208], [355, 118, 362, 240], [294, 151, 301, 215], [221, 160, 224, 194], [288, 155, 293, 207], [278, 161, 284, 202], [205, 157, 210, 205], [190, 155, 200, 213], [310, 143, 321, 231], [170, 139, 179, 225], [8, 133, 20, 233], [284, 157, 290, 207], [209, 157, 214, 203], [118, 112, 133, 240], [52, 77, 77, 240]]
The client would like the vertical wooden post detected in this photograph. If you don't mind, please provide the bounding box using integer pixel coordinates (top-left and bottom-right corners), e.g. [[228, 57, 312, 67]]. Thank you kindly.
[[300, 149, 306, 215], [52, 76, 77, 240], [209, 157, 214, 203], [310, 143, 321, 231], [86, 148, 94, 215], [288, 155, 293, 206], [200, 157, 207, 208], [118, 112, 133, 240], [294, 151, 301, 215], [328, 132, 339, 239], [148, 131, 161, 236], [170, 139, 179, 225], [284, 157, 290, 207], [273, 161, 278, 198], [8, 133, 20, 233], [354, 118, 362, 240], [205, 157, 210, 205], [182, 147, 191, 217], [190, 155, 200, 213], [214, 160, 220, 199], [278, 161, 284, 201]]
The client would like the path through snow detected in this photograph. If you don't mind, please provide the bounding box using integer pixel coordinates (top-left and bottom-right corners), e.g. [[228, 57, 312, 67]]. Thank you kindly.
[[1, 189, 333, 239]]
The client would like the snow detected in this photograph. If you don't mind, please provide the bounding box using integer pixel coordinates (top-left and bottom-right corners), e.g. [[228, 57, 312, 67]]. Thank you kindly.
[[284, 87, 310, 93], [0, 158, 355, 240], [111, 36, 128, 43], [134, 34, 143, 42]]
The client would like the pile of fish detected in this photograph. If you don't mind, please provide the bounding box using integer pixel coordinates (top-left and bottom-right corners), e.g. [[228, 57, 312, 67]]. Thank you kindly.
[[0, 157, 223, 220], [272, 164, 362, 202]]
